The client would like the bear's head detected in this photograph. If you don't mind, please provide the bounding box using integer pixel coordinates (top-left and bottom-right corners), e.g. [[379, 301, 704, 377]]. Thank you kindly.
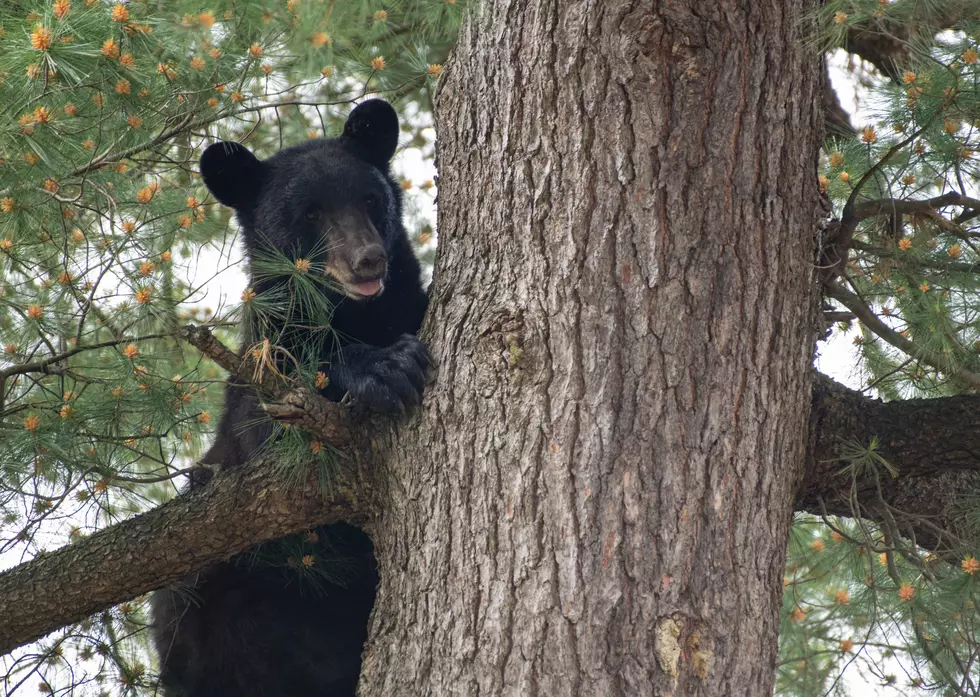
[[199, 99, 403, 300]]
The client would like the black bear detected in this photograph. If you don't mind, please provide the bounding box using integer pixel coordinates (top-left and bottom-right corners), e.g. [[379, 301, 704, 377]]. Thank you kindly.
[[151, 100, 429, 697]]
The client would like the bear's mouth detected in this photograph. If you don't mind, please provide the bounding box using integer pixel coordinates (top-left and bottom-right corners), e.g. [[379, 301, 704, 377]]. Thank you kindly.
[[346, 277, 385, 298], [324, 268, 386, 300], [323, 257, 387, 300]]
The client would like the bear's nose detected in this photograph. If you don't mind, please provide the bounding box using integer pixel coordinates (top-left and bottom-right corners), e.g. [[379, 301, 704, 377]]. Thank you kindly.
[[352, 245, 387, 279]]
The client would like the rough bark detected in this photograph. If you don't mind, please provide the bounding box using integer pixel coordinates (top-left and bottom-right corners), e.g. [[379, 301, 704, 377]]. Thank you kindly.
[[359, 2, 823, 695]]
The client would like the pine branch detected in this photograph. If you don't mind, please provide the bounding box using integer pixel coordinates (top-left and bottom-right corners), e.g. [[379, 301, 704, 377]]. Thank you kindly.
[[67, 93, 392, 179], [848, 192, 970, 221], [0, 447, 371, 656], [818, 130, 942, 284], [841, 126, 940, 223], [825, 279, 980, 389], [0, 333, 172, 380], [0, 324, 368, 654], [842, 1, 980, 82], [0, 323, 368, 655], [179, 324, 353, 445], [851, 240, 980, 275], [799, 373, 980, 551]]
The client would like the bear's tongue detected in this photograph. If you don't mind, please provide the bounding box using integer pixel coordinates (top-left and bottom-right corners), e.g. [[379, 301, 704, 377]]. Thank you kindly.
[[351, 279, 383, 297]]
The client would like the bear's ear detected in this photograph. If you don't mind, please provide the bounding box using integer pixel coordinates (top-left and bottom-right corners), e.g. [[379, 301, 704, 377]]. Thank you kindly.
[[199, 141, 266, 210], [342, 99, 399, 169]]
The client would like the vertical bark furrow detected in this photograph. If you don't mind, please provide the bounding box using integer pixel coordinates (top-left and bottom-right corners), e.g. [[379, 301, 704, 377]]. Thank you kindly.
[[360, 2, 823, 696]]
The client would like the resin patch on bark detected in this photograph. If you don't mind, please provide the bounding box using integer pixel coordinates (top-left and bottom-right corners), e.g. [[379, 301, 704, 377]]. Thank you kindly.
[[654, 616, 682, 678]]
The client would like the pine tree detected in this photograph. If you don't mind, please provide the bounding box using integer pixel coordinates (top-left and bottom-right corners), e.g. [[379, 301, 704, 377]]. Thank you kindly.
[[782, 2, 980, 694], [0, 1, 458, 693]]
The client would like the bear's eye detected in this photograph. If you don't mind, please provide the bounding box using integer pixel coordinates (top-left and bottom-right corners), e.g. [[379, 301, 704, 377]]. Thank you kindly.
[[364, 194, 379, 208], [304, 210, 319, 222]]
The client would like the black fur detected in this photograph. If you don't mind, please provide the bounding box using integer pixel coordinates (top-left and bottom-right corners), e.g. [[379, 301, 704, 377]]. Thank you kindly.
[[151, 100, 429, 697]]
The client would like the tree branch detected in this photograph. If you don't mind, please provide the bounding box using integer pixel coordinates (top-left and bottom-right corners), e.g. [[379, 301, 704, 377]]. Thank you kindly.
[[799, 373, 980, 550], [0, 451, 372, 656], [823, 63, 855, 138], [851, 239, 980, 276], [4, 364, 979, 654], [842, 1, 980, 82], [849, 192, 968, 221], [179, 323, 353, 446], [0, 323, 365, 655], [825, 280, 980, 390]]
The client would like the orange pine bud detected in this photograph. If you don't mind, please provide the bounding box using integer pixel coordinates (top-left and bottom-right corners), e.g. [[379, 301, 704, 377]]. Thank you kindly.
[[111, 3, 129, 22]]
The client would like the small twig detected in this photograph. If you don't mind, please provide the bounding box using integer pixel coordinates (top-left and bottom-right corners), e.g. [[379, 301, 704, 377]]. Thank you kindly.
[[0, 334, 172, 380], [178, 324, 351, 446]]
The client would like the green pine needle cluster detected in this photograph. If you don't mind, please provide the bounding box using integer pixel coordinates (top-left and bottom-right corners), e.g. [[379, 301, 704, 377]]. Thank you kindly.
[[779, 515, 980, 696]]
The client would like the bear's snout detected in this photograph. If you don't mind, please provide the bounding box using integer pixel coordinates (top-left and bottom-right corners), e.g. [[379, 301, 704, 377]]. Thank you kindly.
[[352, 244, 387, 280]]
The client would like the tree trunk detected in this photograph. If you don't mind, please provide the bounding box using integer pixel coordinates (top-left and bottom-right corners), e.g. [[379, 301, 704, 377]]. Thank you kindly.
[[360, 1, 823, 695]]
